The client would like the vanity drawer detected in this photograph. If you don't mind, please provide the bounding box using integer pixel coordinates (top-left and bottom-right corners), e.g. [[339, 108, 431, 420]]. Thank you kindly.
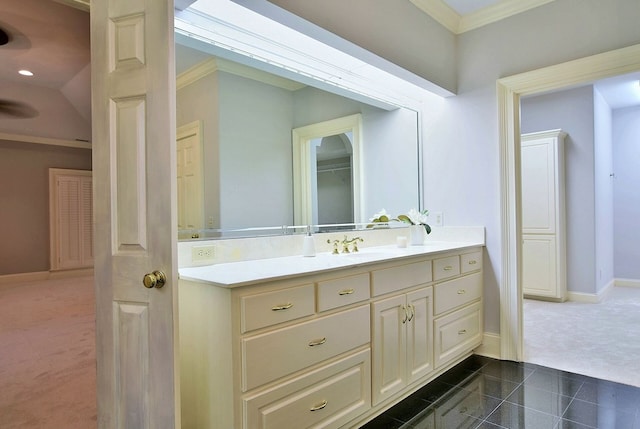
[[434, 302, 482, 368], [317, 273, 370, 312], [241, 283, 315, 333], [433, 255, 460, 281], [243, 349, 371, 429], [242, 305, 370, 391], [461, 251, 482, 274], [434, 272, 482, 316], [371, 261, 432, 297]]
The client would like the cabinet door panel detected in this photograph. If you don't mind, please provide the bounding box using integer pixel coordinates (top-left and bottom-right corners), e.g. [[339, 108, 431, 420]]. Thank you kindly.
[[522, 235, 557, 298], [371, 295, 407, 405], [521, 138, 556, 233], [406, 287, 434, 384]]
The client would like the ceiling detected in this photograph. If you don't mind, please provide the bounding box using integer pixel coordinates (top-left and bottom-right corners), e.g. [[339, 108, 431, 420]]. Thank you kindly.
[[0, 0, 90, 138], [0, 0, 638, 133]]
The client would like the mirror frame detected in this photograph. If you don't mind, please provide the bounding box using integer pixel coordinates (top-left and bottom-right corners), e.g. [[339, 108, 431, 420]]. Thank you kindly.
[[292, 114, 362, 226]]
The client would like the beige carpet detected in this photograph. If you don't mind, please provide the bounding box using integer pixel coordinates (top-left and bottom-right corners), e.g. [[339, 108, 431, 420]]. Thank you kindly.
[[0, 275, 96, 428], [524, 285, 640, 387]]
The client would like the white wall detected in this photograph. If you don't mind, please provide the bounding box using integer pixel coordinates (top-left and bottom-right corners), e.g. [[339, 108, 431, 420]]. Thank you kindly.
[[613, 106, 640, 280], [218, 72, 294, 229], [593, 89, 615, 292]]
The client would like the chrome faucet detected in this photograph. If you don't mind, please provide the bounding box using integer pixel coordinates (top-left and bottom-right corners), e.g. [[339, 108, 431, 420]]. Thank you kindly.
[[327, 235, 364, 254]]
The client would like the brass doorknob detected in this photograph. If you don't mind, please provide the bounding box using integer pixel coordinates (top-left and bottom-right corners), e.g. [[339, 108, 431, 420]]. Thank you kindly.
[[143, 270, 166, 289]]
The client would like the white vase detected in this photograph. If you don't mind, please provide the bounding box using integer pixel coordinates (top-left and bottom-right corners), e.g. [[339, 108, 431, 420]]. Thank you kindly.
[[409, 225, 424, 246]]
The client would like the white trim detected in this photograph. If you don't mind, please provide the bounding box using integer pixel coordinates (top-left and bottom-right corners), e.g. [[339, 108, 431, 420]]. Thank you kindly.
[[459, 0, 555, 33], [615, 278, 640, 288], [410, 0, 554, 34], [567, 279, 614, 303], [409, 0, 460, 34], [0, 268, 93, 285], [52, 0, 89, 12], [176, 57, 305, 91], [0, 271, 50, 285], [474, 333, 501, 360], [497, 43, 640, 361], [0, 132, 91, 150], [292, 114, 363, 226]]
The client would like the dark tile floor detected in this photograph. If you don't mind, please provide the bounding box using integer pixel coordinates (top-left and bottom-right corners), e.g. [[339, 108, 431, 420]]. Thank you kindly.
[[360, 355, 640, 429]]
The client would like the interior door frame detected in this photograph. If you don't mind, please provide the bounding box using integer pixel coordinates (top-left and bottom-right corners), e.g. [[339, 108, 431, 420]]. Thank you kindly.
[[497, 43, 640, 361]]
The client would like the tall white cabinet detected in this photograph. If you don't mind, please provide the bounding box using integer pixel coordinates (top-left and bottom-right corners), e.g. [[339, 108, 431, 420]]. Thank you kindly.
[[521, 130, 567, 301]]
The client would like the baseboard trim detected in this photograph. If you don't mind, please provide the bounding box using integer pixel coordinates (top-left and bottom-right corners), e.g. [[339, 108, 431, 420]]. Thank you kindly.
[[615, 278, 640, 288], [49, 268, 94, 279], [568, 279, 615, 303], [475, 332, 501, 359], [0, 268, 93, 285], [0, 271, 51, 285]]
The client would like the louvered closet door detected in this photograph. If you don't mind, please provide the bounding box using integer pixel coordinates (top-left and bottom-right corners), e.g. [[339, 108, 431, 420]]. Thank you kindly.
[[50, 169, 93, 270]]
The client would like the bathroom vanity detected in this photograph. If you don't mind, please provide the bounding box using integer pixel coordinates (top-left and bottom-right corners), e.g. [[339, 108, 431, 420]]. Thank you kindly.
[[178, 241, 483, 429]]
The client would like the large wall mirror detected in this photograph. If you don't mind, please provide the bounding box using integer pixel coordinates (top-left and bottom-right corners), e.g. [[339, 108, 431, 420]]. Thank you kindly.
[[174, 0, 424, 239]]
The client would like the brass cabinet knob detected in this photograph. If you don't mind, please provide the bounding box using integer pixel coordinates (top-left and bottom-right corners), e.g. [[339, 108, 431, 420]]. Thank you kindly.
[[143, 270, 166, 289]]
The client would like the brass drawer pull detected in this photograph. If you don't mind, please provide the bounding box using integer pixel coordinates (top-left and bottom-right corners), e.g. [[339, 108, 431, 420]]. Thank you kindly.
[[407, 304, 415, 322], [338, 288, 355, 296], [458, 329, 467, 335], [308, 337, 327, 347], [271, 303, 293, 311], [444, 266, 453, 271], [310, 400, 328, 411], [468, 260, 477, 265], [457, 289, 466, 295]]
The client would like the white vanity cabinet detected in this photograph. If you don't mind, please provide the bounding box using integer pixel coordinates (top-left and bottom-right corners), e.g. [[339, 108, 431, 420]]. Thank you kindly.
[[178, 245, 484, 429], [371, 286, 433, 405], [433, 251, 483, 368]]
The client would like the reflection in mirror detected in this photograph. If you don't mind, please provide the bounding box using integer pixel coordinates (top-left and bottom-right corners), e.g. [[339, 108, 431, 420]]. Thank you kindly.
[[175, 0, 428, 240], [316, 133, 354, 226], [292, 114, 362, 229]]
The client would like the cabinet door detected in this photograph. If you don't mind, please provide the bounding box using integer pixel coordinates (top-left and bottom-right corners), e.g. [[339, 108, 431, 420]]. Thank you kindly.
[[406, 287, 433, 384], [522, 234, 557, 298], [371, 295, 407, 405], [521, 137, 556, 234]]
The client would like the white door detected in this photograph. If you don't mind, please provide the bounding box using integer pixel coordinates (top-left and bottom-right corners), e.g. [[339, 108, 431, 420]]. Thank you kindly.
[[91, 1, 179, 428], [49, 168, 94, 271], [177, 121, 204, 233]]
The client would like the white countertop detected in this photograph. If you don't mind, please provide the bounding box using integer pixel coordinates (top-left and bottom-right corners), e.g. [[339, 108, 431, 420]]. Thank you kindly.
[[178, 241, 483, 288]]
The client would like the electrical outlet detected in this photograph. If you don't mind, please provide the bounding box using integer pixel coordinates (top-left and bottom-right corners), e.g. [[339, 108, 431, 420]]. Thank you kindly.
[[192, 245, 216, 262], [431, 212, 443, 227]]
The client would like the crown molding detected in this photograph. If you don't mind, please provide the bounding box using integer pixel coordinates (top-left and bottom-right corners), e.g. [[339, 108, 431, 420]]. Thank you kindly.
[[53, 0, 89, 12], [0, 132, 91, 149], [459, 0, 555, 33], [411, 0, 555, 34], [409, 0, 460, 33], [176, 57, 306, 91]]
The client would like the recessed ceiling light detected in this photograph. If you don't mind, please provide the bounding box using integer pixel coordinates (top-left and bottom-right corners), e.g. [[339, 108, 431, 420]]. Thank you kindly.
[[18, 70, 33, 76]]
